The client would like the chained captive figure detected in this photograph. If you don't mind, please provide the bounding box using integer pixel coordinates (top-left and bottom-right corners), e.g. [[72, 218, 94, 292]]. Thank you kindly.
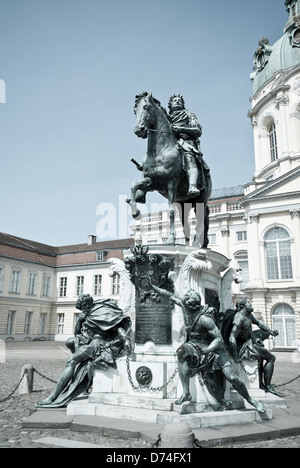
[[36, 294, 131, 408], [168, 94, 210, 197], [147, 280, 266, 412], [222, 297, 279, 395]]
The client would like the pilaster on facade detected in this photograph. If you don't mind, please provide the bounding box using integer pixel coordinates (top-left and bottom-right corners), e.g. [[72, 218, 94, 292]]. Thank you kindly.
[[290, 207, 300, 281]]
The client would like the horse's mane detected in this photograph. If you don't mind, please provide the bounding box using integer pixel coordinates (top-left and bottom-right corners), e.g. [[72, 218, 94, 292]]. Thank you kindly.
[[134, 92, 171, 122]]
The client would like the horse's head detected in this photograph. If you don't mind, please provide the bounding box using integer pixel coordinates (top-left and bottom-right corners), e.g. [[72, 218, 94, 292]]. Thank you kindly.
[[134, 92, 157, 139]]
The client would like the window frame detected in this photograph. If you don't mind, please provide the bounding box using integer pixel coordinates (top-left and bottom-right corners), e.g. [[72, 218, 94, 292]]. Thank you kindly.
[[24, 311, 33, 335], [27, 271, 38, 296], [269, 122, 278, 162], [9, 268, 22, 294], [94, 274, 102, 296], [111, 273, 120, 295], [76, 275, 84, 296], [265, 227, 293, 281], [236, 231, 247, 242], [59, 277, 68, 297], [42, 275, 51, 297], [57, 313, 65, 334], [0, 266, 4, 292], [6, 310, 16, 335]]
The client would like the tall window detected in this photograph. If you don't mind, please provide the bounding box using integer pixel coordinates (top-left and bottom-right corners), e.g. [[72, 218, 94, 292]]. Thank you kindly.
[[112, 273, 120, 295], [0, 267, 4, 291], [265, 227, 293, 280], [10, 269, 21, 293], [94, 274, 102, 295], [269, 122, 278, 162], [6, 311, 16, 335], [76, 276, 84, 296], [272, 304, 297, 348], [237, 261, 249, 290], [27, 272, 37, 295], [235, 251, 249, 291], [59, 277, 67, 297], [42, 275, 51, 297], [39, 313, 47, 335], [24, 312, 33, 334], [57, 313, 65, 334]]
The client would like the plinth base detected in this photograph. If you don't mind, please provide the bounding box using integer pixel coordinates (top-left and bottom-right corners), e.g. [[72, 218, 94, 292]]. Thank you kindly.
[[67, 393, 272, 429]]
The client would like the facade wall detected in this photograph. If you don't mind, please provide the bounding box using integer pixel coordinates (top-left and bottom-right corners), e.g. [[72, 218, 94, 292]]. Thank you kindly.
[[0, 241, 131, 342], [0, 256, 55, 341]]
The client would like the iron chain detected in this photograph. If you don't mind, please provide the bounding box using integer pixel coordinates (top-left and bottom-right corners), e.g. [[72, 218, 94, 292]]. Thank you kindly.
[[0, 369, 28, 404], [274, 373, 300, 388], [126, 352, 178, 393], [33, 368, 58, 384]]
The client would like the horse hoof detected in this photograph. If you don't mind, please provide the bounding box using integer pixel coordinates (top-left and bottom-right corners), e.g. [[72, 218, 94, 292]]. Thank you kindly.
[[165, 237, 175, 245], [132, 210, 141, 220]]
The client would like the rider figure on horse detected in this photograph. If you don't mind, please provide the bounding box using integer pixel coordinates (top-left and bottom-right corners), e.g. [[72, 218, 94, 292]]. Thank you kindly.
[[168, 94, 210, 198]]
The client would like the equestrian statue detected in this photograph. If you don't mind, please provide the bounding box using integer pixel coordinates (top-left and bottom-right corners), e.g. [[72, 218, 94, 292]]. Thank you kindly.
[[127, 92, 212, 247]]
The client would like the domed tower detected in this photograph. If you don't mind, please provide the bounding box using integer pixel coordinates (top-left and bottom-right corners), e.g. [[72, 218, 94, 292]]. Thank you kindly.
[[248, 0, 300, 186]]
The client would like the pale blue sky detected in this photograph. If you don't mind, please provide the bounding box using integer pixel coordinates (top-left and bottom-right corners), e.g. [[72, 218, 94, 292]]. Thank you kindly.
[[0, 0, 287, 245]]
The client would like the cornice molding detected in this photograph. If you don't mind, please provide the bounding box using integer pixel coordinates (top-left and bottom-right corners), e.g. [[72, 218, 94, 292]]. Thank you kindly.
[[241, 166, 300, 207]]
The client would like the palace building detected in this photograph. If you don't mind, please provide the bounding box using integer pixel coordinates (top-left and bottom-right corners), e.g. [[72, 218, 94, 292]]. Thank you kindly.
[[0, 233, 133, 341]]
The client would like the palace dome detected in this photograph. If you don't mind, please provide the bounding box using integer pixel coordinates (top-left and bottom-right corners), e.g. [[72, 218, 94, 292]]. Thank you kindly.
[[251, 15, 300, 95]]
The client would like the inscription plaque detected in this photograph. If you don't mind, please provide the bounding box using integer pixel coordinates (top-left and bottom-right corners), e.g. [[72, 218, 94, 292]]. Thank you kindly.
[[124, 245, 174, 345]]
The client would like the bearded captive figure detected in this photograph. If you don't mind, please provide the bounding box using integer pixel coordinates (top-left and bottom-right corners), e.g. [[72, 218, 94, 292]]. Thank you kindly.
[[222, 297, 280, 395]]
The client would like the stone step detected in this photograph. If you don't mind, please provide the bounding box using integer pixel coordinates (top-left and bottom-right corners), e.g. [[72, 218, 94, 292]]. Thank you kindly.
[[66, 395, 273, 428], [88, 393, 176, 411], [157, 409, 260, 428]]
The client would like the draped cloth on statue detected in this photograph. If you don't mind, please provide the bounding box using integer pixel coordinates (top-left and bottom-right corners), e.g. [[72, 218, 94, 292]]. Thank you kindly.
[[38, 299, 131, 408], [84, 299, 131, 332]]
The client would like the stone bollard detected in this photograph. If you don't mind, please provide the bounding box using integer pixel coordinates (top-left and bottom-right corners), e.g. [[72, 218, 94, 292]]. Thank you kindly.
[[160, 422, 195, 448], [18, 364, 34, 394]]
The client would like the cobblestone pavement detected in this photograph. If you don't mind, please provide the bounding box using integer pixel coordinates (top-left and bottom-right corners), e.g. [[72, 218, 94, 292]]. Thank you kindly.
[[1, 342, 300, 449]]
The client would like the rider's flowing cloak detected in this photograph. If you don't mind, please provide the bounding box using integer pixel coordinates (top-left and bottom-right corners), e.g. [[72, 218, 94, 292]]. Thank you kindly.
[[38, 299, 131, 408]]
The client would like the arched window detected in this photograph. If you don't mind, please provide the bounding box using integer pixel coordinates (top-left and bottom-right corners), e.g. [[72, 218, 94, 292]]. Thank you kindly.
[[234, 251, 249, 291], [265, 227, 293, 280], [269, 122, 278, 162], [272, 304, 297, 348]]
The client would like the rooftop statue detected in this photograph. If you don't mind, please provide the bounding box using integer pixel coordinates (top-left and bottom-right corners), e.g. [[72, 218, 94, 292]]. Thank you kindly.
[[127, 92, 212, 247], [36, 294, 131, 408]]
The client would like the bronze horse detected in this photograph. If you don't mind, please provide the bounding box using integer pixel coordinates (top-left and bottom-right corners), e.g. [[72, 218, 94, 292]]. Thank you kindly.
[[127, 92, 212, 247]]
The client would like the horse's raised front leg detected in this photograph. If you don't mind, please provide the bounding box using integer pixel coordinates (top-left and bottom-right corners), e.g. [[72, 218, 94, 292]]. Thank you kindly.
[[127, 177, 152, 219]]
